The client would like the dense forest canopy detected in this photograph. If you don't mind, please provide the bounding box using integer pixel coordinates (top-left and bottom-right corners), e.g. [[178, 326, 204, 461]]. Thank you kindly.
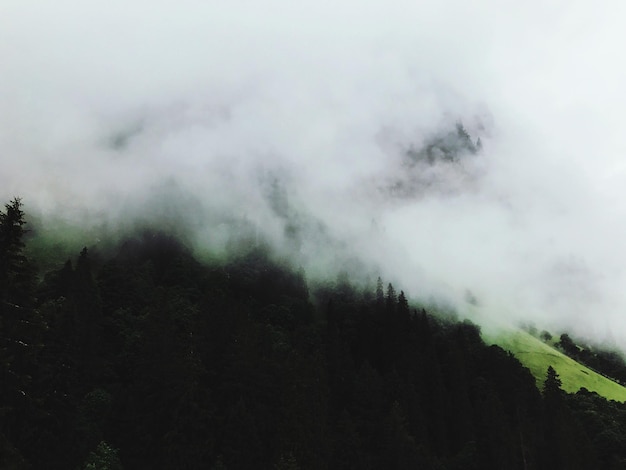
[[2, 198, 626, 469]]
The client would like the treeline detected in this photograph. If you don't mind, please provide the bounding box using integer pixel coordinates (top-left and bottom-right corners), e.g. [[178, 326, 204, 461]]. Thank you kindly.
[[528, 324, 626, 386], [2, 198, 626, 469], [557, 333, 626, 385]]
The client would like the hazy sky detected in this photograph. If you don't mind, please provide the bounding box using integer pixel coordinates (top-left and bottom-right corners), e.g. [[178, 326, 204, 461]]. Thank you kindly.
[[3, 1, 626, 343]]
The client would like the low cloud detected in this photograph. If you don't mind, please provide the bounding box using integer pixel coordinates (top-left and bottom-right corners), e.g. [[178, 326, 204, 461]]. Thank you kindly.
[[3, 1, 626, 345]]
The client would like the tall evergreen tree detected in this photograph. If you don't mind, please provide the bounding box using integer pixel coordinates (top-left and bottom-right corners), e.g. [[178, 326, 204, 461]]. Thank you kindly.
[[0, 198, 32, 307], [0, 198, 42, 466], [543, 366, 563, 399], [375, 277, 384, 307], [385, 283, 396, 313]]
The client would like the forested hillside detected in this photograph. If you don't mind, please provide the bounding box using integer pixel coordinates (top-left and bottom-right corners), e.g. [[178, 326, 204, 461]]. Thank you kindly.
[[2, 198, 626, 469]]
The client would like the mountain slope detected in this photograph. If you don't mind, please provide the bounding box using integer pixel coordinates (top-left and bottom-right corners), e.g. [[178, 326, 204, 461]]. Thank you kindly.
[[487, 329, 626, 402]]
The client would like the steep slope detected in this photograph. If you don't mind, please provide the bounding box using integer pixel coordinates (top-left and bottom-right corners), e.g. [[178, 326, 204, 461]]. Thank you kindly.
[[487, 329, 626, 402]]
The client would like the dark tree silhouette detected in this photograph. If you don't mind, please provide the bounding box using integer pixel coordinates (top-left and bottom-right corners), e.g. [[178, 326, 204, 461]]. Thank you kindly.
[[1, 198, 625, 469], [544, 366, 563, 397]]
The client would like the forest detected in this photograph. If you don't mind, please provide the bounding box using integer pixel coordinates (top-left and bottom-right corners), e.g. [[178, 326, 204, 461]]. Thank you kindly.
[[3, 198, 626, 469]]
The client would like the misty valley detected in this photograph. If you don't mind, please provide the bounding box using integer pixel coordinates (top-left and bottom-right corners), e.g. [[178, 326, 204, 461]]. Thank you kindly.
[[3, 198, 626, 470]]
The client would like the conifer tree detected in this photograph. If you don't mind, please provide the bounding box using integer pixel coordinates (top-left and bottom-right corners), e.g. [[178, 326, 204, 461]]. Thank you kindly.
[[543, 366, 562, 398], [385, 283, 396, 313], [375, 277, 384, 307], [0, 198, 41, 465], [0, 198, 31, 306], [397, 291, 409, 317]]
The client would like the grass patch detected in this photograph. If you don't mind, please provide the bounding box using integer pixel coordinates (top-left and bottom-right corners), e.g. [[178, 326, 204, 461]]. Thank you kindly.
[[485, 329, 626, 402]]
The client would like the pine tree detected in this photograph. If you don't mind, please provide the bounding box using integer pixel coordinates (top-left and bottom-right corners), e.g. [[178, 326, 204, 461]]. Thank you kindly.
[[543, 366, 562, 398], [397, 291, 409, 317], [375, 277, 384, 306], [0, 198, 37, 372], [0, 198, 42, 465], [0, 198, 31, 307], [385, 283, 396, 313]]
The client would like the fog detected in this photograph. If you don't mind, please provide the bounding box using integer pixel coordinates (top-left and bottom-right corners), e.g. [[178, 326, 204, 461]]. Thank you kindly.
[[3, 1, 626, 344]]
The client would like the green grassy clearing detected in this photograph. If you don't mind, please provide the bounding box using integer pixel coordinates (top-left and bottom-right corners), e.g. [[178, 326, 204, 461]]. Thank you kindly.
[[485, 329, 626, 402]]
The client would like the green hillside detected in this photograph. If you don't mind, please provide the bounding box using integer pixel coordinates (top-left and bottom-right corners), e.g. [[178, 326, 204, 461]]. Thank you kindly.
[[486, 329, 626, 402]]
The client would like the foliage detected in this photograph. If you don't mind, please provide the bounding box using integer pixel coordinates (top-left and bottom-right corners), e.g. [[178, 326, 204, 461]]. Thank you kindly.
[[540, 330, 552, 342], [487, 329, 626, 402], [544, 366, 563, 397], [4, 199, 626, 469]]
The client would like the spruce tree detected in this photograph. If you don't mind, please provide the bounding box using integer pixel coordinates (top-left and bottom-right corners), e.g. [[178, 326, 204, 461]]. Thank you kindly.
[[0, 198, 41, 465], [543, 366, 563, 398], [0, 198, 31, 306]]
